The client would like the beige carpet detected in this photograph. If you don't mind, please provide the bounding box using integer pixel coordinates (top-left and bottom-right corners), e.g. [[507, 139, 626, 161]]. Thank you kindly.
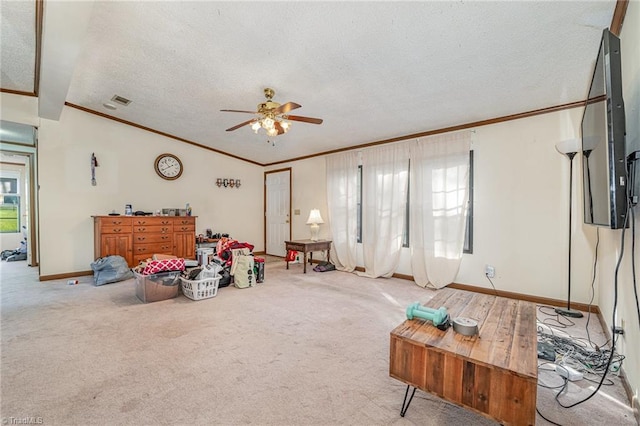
[[0, 258, 636, 425]]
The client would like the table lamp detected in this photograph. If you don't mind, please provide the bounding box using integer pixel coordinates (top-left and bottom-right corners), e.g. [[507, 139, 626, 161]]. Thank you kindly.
[[306, 209, 324, 241]]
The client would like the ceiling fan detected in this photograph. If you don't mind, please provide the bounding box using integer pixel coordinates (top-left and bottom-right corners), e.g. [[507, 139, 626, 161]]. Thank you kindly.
[[221, 88, 323, 137]]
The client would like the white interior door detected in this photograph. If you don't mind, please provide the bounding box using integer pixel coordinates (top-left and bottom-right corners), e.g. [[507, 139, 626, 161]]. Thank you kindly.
[[265, 169, 291, 256]]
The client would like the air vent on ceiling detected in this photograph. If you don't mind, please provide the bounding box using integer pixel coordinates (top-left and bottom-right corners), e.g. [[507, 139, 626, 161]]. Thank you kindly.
[[111, 95, 132, 106]]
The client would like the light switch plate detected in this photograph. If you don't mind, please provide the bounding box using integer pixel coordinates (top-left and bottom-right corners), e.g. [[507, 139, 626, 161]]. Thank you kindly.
[[294, 209, 300, 215]]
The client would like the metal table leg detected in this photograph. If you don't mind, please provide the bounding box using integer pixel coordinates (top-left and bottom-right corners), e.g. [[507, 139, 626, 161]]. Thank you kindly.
[[400, 385, 416, 417]]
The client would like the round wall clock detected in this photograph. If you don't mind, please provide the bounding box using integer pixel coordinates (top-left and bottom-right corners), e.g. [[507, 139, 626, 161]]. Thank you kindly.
[[154, 153, 183, 180]]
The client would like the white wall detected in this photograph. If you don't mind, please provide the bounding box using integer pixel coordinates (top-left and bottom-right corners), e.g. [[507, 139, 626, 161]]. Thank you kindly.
[[455, 109, 596, 303], [36, 106, 264, 276], [0, 93, 39, 126], [596, 1, 640, 410], [265, 157, 329, 242], [273, 108, 597, 303]]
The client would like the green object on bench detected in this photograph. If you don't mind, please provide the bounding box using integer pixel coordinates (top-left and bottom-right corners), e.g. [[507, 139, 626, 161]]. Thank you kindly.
[[405, 302, 451, 330]]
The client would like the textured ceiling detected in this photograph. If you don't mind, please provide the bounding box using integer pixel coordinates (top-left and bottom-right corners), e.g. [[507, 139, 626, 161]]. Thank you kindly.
[[0, 0, 36, 93], [1, 1, 617, 165]]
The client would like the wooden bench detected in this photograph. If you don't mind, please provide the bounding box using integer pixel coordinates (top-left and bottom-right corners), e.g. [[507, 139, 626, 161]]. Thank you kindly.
[[389, 288, 537, 425]]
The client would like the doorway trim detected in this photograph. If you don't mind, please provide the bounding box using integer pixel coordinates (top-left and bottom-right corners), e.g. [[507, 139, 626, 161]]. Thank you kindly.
[[264, 167, 292, 256], [0, 142, 39, 267]]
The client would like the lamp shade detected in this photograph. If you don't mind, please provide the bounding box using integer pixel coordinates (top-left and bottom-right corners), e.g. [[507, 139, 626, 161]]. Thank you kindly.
[[555, 138, 581, 155], [306, 209, 324, 225], [582, 135, 600, 152]]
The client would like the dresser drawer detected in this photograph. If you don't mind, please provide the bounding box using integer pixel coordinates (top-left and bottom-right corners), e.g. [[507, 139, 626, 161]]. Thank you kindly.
[[133, 242, 174, 255], [132, 217, 174, 226], [98, 217, 133, 234], [174, 224, 195, 232], [133, 225, 173, 234], [100, 224, 133, 234], [175, 218, 195, 226], [286, 243, 305, 252], [133, 233, 172, 244], [97, 217, 132, 226]]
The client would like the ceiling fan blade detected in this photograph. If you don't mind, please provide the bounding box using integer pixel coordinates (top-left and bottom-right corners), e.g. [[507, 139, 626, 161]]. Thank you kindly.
[[274, 102, 301, 115], [221, 109, 257, 114], [286, 115, 323, 125], [226, 119, 255, 132]]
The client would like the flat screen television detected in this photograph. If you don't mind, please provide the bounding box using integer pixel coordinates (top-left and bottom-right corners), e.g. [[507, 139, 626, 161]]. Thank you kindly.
[[581, 28, 627, 229]]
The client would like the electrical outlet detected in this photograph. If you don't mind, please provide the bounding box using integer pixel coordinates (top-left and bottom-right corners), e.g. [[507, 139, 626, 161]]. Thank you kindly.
[[485, 265, 495, 278], [613, 319, 625, 336]]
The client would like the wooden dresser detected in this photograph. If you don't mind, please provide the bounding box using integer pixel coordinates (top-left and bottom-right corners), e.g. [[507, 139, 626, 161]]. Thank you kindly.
[[93, 215, 196, 267]]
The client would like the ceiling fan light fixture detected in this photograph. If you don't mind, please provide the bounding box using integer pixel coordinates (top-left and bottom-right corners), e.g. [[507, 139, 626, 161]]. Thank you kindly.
[[221, 88, 322, 138], [262, 117, 275, 129]]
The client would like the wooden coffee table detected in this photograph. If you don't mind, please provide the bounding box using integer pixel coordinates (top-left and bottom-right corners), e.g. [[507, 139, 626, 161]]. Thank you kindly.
[[389, 288, 537, 425], [284, 239, 331, 273]]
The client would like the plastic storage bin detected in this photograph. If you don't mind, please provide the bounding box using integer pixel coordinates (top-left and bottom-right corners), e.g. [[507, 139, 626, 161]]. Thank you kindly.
[[180, 276, 221, 301], [134, 270, 181, 303]]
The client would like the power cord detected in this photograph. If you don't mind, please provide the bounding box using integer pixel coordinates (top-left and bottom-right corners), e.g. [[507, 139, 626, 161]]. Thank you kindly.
[[537, 305, 575, 329], [535, 155, 640, 415], [630, 205, 639, 328], [536, 407, 563, 426], [626, 151, 640, 328], [484, 272, 498, 297], [585, 227, 599, 347], [554, 199, 629, 409], [536, 327, 623, 374]]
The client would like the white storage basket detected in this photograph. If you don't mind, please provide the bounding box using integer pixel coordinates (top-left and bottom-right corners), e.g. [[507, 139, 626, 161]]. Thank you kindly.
[[180, 276, 220, 301]]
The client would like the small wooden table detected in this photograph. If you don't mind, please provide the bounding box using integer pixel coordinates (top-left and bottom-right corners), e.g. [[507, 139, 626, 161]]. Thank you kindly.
[[389, 288, 537, 425], [284, 239, 332, 273]]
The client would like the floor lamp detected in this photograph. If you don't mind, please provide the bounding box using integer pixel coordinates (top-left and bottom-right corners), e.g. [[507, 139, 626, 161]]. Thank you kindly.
[[555, 138, 584, 318]]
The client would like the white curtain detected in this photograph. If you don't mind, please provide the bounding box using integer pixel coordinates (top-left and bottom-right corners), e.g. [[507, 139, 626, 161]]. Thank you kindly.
[[409, 132, 470, 288], [359, 143, 410, 278], [326, 151, 359, 271]]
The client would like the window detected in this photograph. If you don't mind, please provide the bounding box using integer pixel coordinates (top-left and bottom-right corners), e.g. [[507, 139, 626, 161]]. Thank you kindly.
[[356, 151, 474, 252], [357, 165, 362, 243], [463, 151, 474, 253], [0, 177, 20, 233], [403, 160, 410, 247]]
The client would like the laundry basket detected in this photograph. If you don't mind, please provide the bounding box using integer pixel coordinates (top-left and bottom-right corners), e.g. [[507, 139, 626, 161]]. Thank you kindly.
[[180, 276, 221, 301], [134, 270, 180, 303]]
